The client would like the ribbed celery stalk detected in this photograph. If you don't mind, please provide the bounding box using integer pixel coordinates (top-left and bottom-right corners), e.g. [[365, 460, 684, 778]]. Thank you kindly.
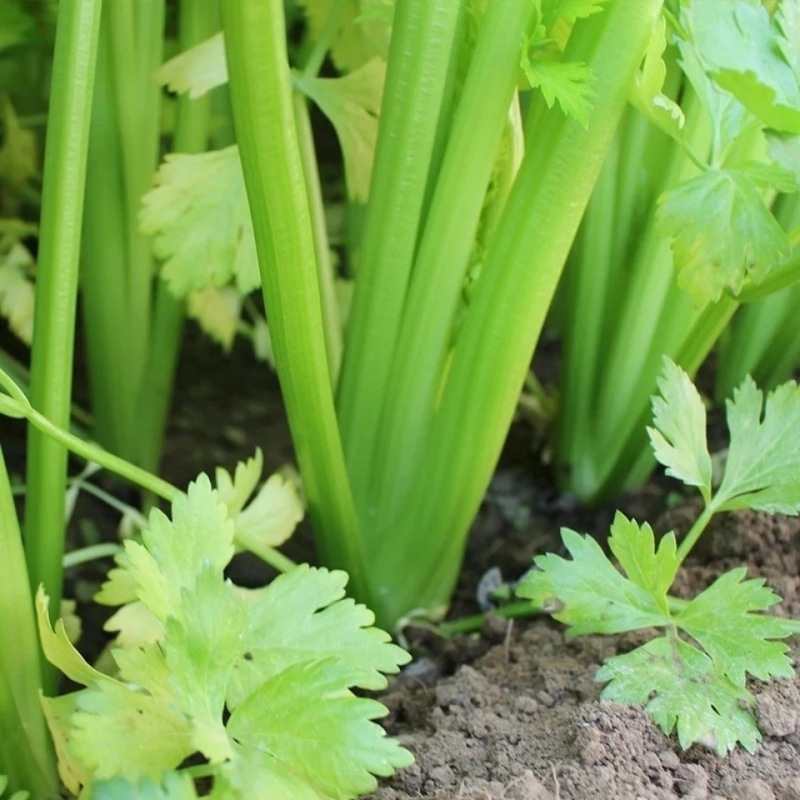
[[0, 444, 57, 797], [24, 0, 102, 635], [335, 0, 466, 507], [222, 0, 368, 599], [368, 0, 664, 625]]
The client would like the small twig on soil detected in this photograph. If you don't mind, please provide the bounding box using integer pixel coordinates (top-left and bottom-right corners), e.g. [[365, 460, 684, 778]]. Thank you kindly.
[[503, 618, 514, 663], [550, 763, 561, 800]]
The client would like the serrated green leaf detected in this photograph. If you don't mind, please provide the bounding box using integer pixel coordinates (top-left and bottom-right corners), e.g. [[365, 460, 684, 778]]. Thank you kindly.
[[228, 565, 410, 706], [647, 357, 713, 500], [215, 450, 263, 518], [234, 472, 304, 550], [162, 569, 248, 762], [715, 376, 800, 513], [676, 567, 796, 687], [607, 512, 679, 612], [777, 0, 800, 75], [40, 694, 91, 796], [657, 168, 790, 307], [90, 774, 200, 800], [140, 146, 260, 296], [152, 32, 226, 99], [227, 658, 412, 798], [520, 51, 594, 126], [296, 59, 385, 202], [70, 681, 194, 782], [209, 747, 327, 800], [125, 476, 235, 622], [598, 634, 760, 755], [516, 529, 670, 635], [215, 451, 304, 550], [685, 0, 800, 134]]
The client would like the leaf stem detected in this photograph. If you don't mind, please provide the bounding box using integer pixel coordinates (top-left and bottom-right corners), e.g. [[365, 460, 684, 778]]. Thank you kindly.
[[675, 502, 716, 566]]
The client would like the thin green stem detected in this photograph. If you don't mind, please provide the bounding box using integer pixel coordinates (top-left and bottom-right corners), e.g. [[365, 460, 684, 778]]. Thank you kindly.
[[234, 532, 298, 574], [222, 0, 367, 598], [63, 543, 123, 569], [25, 405, 180, 503], [675, 502, 716, 567], [436, 601, 540, 637], [24, 0, 102, 634]]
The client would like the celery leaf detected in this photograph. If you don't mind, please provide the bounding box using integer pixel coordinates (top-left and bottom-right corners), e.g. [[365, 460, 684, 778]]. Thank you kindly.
[[228, 659, 412, 798], [296, 59, 385, 202], [657, 168, 791, 307], [41, 472, 411, 796], [209, 747, 328, 799], [715, 376, 800, 513], [520, 53, 594, 126], [228, 564, 410, 705], [647, 358, 713, 500], [598, 635, 760, 755], [516, 527, 670, 635], [140, 146, 259, 296], [684, 0, 800, 134], [152, 32, 226, 99], [676, 568, 796, 687], [607, 513, 678, 612]]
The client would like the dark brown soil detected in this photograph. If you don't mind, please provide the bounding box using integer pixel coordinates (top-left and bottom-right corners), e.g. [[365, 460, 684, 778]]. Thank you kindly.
[[368, 503, 800, 800]]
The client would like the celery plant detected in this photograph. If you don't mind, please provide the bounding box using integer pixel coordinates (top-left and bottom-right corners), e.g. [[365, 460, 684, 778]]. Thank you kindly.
[[554, 0, 800, 503], [220, 0, 662, 626]]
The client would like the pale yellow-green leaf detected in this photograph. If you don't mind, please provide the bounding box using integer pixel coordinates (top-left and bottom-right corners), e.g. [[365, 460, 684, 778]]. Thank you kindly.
[[188, 285, 242, 351], [235, 473, 305, 550], [0, 242, 35, 344], [296, 59, 385, 202], [215, 449, 264, 518], [140, 146, 260, 296], [0, 94, 36, 190], [103, 601, 164, 649], [36, 588, 108, 688], [152, 31, 226, 99], [40, 693, 91, 796], [60, 598, 82, 646]]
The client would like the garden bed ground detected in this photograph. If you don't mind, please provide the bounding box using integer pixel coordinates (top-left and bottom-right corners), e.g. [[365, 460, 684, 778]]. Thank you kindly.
[[45, 329, 800, 799]]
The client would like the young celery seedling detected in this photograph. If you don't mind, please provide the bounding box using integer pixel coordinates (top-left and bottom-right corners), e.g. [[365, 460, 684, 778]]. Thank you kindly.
[[519, 359, 800, 754]]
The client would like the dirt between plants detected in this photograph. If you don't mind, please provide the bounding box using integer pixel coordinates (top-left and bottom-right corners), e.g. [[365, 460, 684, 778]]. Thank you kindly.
[[368, 502, 800, 800]]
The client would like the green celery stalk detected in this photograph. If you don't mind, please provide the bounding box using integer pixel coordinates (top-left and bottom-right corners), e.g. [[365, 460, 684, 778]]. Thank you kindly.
[[368, 0, 664, 625], [370, 0, 536, 527], [0, 444, 57, 797], [335, 0, 466, 506], [222, 0, 368, 600], [24, 0, 102, 638]]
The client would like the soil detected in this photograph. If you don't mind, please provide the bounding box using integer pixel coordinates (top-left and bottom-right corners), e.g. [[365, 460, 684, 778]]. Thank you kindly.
[[16, 326, 800, 800]]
